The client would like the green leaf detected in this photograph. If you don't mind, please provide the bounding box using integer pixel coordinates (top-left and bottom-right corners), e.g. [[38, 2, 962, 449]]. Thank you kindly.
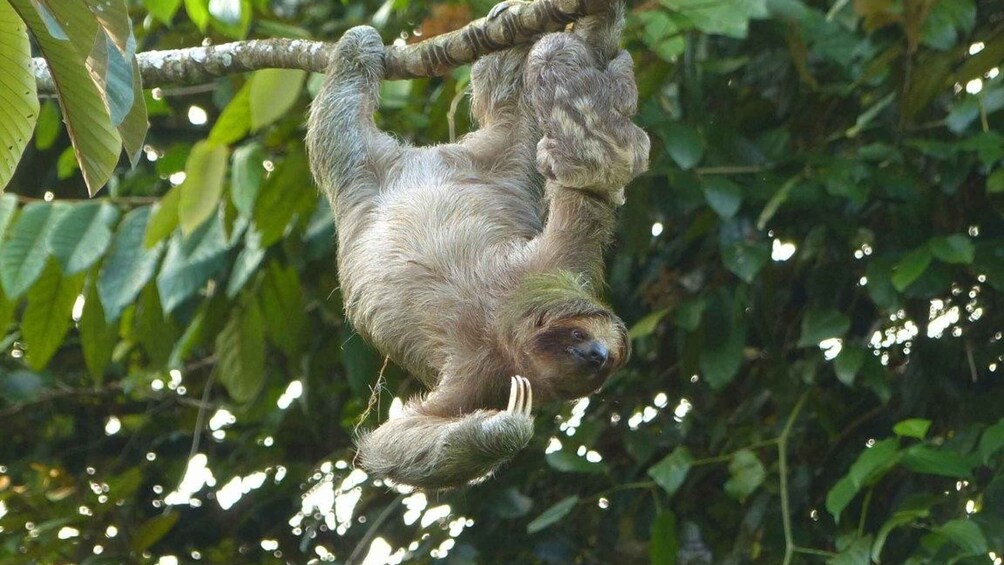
[[249, 69, 307, 130], [215, 300, 266, 403], [648, 446, 693, 495], [978, 418, 1004, 464], [183, 0, 210, 31], [928, 234, 975, 265], [22, 260, 85, 370], [628, 307, 671, 340], [674, 298, 704, 332], [231, 143, 265, 217], [826, 534, 872, 565], [988, 169, 1004, 194], [663, 0, 767, 38], [834, 346, 865, 386], [722, 242, 769, 283], [10, 0, 122, 195], [145, 0, 183, 24], [253, 149, 316, 246], [891, 247, 932, 291], [133, 283, 177, 367], [47, 202, 120, 274], [826, 438, 900, 522], [79, 281, 117, 380], [0, 202, 66, 299], [131, 513, 179, 553], [144, 185, 181, 248], [98, 207, 164, 322], [798, 308, 850, 347], [703, 177, 743, 218], [225, 226, 264, 298], [663, 123, 704, 170], [892, 419, 931, 440], [723, 449, 766, 501], [0, 1, 39, 189], [526, 496, 579, 534], [259, 262, 307, 357], [932, 519, 987, 555], [871, 509, 930, 563], [649, 511, 678, 565], [0, 194, 19, 239], [156, 214, 229, 314], [0, 284, 16, 336], [901, 445, 974, 478], [178, 141, 229, 235], [545, 450, 607, 474], [208, 84, 251, 145]]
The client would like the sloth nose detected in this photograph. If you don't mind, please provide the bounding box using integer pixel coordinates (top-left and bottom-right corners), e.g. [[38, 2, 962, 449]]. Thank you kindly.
[[578, 342, 609, 369]]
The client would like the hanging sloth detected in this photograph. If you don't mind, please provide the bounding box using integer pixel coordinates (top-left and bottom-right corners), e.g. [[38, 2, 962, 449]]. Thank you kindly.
[[306, 1, 649, 489]]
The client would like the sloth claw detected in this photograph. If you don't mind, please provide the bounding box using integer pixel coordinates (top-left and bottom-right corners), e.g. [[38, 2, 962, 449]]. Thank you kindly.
[[506, 375, 533, 417]]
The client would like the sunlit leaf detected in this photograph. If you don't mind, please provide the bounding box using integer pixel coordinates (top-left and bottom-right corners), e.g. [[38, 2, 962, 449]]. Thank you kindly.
[[231, 143, 265, 217], [178, 141, 229, 235], [22, 260, 86, 370], [11, 0, 122, 195], [628, 307, 671, 340], [0, 2, 39, 189], [249, 69, 307, 130], [144, 185, 182, 248], [156, 213, 229, 314]]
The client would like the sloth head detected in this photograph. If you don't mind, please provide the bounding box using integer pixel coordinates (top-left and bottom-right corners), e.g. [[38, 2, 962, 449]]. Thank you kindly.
[[504, 271, 630, 400]]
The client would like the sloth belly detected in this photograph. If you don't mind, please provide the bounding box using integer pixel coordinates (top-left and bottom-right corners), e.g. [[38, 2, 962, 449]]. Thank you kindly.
[[337, 181, 539, 382]]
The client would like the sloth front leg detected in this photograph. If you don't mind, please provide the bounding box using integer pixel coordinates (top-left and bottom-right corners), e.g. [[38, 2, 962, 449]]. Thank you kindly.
[[356, 376, 534, 490]]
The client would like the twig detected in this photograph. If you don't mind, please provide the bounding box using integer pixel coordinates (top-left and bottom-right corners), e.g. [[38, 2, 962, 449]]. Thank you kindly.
[[346, 494, 405, 565], [780, 391, 809, 565], [33, 0, 613, 92]]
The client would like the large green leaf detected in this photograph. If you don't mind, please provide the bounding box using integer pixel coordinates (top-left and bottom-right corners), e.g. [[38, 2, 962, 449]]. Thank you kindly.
[[826, 438, 900, 522], [225, 226, 264, 298], [253, 149, 316, 246], [0, 2, 39, 189], [230, 143, 265, 217], [22, 260, 86, 370], [178, 141, 229, 235], [249, 69, 307, 130], [663, 0, 768, 38], [214, 300, 265, 403], [47, 202, 120, 274], [891, 247, 932, 291], [98, 207, 164, 322], [10, 0, 122, 195], [0, 202, 66, 299], [932, 519, 987, 555], [156, 214, 229, 314], [144, 185, 182, 248]]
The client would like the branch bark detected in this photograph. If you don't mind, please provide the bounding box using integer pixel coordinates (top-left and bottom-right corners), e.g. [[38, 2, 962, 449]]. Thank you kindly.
[[33, 0, 610, 92]]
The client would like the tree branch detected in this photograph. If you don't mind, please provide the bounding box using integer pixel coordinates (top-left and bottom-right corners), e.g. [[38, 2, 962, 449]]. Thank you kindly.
[[33, 0, 610, 92]]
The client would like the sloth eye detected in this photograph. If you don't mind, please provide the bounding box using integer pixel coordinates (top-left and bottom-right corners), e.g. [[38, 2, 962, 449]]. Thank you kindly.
[[571, 329, 586, 341]]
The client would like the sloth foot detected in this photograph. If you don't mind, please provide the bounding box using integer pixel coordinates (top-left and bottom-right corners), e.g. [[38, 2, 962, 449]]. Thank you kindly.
[[488, 0, 532, 20], [333, 26, 386, 81], [527, 34, 650, 197]]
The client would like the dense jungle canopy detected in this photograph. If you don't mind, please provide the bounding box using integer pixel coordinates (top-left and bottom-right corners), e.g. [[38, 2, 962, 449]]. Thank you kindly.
[[1, 0, 1004, 563]]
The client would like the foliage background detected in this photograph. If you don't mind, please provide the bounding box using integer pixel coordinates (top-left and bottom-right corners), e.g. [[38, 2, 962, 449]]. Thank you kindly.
[[2, 0, 1004, 563]]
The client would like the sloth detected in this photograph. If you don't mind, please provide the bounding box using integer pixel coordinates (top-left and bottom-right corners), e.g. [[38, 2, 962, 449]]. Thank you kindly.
[[305, 2, 649, 489]]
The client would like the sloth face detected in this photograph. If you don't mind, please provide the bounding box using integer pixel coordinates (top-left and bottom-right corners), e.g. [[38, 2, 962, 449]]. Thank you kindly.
[[529, 314, 629, 400]]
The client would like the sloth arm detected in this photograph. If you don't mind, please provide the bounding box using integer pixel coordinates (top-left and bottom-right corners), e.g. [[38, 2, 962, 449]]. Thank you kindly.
[[355, 376, 534, 490]]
